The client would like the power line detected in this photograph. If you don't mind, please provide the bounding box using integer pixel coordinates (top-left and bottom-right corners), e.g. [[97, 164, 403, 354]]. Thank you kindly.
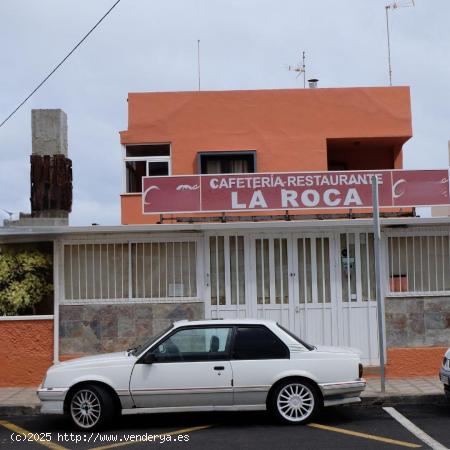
[[0, 0, 123, 129]]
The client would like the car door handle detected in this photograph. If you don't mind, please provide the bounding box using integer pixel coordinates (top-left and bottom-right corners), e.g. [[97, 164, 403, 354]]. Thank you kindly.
[[214, 366, 225, 371]]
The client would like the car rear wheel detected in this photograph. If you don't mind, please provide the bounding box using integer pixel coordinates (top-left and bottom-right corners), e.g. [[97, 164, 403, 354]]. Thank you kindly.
[[270, 380, 320, 424], [69, 384, 115, 430]]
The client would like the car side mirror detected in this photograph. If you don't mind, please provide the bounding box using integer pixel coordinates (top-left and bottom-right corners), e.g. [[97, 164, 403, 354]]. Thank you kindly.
[[141, 352, 156, 364]]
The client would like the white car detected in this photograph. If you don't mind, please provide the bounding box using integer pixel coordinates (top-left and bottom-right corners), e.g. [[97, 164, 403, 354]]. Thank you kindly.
[[440, 348, 450, 400], [38, 319, 366, 430]]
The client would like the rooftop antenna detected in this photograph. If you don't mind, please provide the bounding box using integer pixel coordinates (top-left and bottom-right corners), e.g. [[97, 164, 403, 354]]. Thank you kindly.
[[197, 39, 201, 91], [385, 0, 415, 86], [0, 208, 14, 221], [288, 51, 306, 88]]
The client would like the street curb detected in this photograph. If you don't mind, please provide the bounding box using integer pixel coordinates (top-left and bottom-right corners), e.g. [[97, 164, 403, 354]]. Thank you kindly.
[[0, 394, 447, 416], [361, 394, 446, 406], [0, 405, 40, 416]]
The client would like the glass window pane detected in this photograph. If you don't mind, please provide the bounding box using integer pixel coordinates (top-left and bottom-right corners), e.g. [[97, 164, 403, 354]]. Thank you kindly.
[[233, 326, 288, 360]]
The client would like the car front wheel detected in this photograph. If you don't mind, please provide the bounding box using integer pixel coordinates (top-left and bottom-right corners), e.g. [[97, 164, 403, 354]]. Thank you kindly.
[[69, 384, 114, 430], [270, 380, 321, 424]]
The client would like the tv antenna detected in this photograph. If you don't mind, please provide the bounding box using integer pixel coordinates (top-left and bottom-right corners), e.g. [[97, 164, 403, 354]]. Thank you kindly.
[[385, 0, 415, 86], [0, 208, 14, 221], [288, 51, 306, 88]]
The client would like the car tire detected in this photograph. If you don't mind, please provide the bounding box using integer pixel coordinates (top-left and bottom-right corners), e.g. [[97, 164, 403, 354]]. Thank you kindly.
[[269, 379, 321, 425], [69, 384, 115, 430]]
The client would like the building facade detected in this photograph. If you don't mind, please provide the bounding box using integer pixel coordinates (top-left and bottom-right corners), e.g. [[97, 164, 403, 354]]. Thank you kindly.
[[1, 86, 449, 386]]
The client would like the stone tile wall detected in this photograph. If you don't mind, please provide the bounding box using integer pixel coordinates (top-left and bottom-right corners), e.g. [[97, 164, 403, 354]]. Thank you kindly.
[[59, 302, 204, 356], [385, 296, 450, 347]]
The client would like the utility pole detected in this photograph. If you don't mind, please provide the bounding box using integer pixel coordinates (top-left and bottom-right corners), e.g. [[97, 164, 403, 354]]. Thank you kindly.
[[372, 176, 386, 393]]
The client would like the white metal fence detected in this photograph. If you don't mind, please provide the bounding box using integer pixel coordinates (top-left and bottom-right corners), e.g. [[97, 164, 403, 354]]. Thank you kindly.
[[387, 233, 450, 295], [63, 240, 198, 303]]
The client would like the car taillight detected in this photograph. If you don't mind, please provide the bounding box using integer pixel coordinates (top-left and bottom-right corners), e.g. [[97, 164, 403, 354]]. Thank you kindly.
[[359, 363, 363, 378]]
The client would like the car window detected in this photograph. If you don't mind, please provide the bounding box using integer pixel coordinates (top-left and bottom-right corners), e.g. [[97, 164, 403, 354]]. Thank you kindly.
[[151, 327, 233, 362], [232, 326, 289, 360]]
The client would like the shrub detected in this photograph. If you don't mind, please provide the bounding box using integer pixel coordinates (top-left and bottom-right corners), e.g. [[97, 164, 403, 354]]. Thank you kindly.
[[0, 250, 53, 316]]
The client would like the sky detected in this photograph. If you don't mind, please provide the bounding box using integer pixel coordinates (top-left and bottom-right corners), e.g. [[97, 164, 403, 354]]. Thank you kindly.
[[0, 0, 449, 225]]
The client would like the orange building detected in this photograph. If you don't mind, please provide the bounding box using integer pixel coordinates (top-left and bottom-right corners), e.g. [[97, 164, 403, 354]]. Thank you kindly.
[[120, 87, 412, 224]]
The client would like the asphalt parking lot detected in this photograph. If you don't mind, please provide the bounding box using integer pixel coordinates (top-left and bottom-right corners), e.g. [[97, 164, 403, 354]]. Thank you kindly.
[[1, 404, 449, 450]]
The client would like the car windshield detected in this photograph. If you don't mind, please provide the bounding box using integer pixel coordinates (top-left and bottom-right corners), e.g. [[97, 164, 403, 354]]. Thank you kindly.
[[276, 323, 315, 351], [129, 325, 173, 357]]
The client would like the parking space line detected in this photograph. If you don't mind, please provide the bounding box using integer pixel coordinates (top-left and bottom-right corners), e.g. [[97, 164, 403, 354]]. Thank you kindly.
[[91, 425, 213, 450], [308, 422, 422, 448], [383, 407, 448, 450], [0, 420, 68, 450]]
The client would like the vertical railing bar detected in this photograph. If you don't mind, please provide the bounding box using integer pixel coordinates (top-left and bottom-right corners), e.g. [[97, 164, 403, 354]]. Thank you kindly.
[[389, 237, 393, 292], [434, 236, 438, 291], [113, 244, 117, 299], [180, 241, 183, 296], [215, 237, 220, 307], [346, 234, 351, 302], [172, 242, 176, 297], [150, 243, 153, 298], [188, 242, 192, 297], [127, 242, 132, 300], [83, 244, 87, 299], [100, 244, 103, 300], [166, 242, 169, 299], [397, 237, 401, 293], [442, 235, 445, 292], [135, 243, 138, 299], [366, 233, 371, 299], [405, 236, 409, 292], [412, 236, 416, 292], [92, 244, 96, 300], [261, 239, 266, 312], [279, 237, 284, 306], [77, 245, 81, 301], [105, 244, 109, 299], [158, 243, 161, 298], [427, 236, 431, 292], [303, 239, 307, 304], [142, 243, 146, 298], [321, 237, 326, 303], [269, 239, 275, 305], [69, 245, 73, 301], [121, 244, 124, 299], [420, 236, 423, 292], [236, 236, 240, 315]]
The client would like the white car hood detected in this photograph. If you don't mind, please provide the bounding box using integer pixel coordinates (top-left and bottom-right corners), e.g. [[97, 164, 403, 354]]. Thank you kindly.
[[55, 351, 134, 368], [314, 345, 362, 356], [445, 348, 450, 359]]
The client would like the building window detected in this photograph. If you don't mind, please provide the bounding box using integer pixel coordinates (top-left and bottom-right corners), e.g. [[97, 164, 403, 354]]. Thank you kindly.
[[198, 151, 256, 174], [63, 240, 198, 302], [387, 234, 450, 295], [124, 144, 171, 193]]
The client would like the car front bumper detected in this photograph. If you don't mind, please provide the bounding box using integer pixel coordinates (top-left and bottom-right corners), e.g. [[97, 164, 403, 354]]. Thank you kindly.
[[439, 367, 450, 399], [319, 379, 366, 407], [37, 387, 69, 414]]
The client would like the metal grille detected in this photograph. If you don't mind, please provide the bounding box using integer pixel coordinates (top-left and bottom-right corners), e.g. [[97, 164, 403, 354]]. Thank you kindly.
[[387, 234, 450, 294], [297, 237, 331, 304], [340, 233, 376, 302], [63, 240, 197, 302], [209, 235, 246, 306], [131, 241, 197, 298], [255, 238, 289, 305], [64, 243, 129, 300]]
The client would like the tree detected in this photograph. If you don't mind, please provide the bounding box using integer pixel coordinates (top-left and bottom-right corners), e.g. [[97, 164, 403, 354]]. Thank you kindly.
[[0, 250, 53, 316]]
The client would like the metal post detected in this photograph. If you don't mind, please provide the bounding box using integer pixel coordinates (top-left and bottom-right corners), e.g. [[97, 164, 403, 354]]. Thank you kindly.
[[372, 176, 386, 393], [385, 6, 393, 86]]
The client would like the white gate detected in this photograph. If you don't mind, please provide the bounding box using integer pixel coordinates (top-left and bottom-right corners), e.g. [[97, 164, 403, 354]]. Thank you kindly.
[[204, 231, 379, 365]]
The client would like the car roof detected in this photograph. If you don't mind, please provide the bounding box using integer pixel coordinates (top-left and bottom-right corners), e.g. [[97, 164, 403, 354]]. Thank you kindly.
[[172, 319, 276, 328]]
